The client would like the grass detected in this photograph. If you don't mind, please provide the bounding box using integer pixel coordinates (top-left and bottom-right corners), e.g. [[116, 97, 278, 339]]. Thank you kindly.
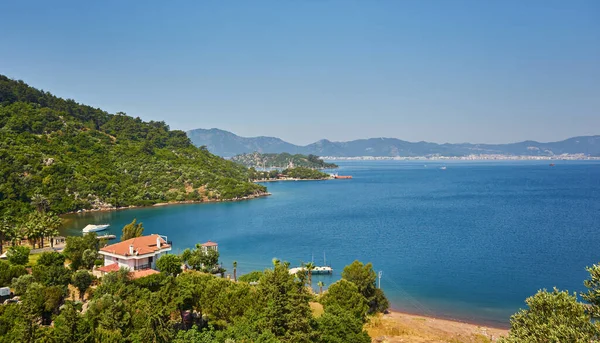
[[26, 252, 42, 267]]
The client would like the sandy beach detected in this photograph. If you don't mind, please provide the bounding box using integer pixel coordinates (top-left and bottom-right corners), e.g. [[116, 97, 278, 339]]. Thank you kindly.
[[366, 310, 508, 343]]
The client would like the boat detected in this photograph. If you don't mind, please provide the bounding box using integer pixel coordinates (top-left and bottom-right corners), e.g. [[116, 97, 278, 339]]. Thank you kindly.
[[82, 224, 109, 234], [440, 166, 447, 170], [288, 265, 333, 275], [549, 163, 555, 167], [331, 173, 352, 179]]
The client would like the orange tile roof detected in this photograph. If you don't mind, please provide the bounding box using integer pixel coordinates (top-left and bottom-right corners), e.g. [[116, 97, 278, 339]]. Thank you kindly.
[[97, 263, 121, 273], [100, 234, 170, 257], [201, 240, 218, 247], [129, 269, 160, 279]]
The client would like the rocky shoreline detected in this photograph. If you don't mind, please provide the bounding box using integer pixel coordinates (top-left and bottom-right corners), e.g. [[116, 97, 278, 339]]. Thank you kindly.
[[63, 191, 272, 215]]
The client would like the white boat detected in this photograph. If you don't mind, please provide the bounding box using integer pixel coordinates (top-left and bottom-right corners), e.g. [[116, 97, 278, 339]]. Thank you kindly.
[[440, 166, 447, 170], [82, 224, 109, 234]]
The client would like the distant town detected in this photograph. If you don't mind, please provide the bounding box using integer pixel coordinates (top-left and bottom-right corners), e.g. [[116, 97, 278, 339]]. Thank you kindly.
[[322, 153, 600, 161]]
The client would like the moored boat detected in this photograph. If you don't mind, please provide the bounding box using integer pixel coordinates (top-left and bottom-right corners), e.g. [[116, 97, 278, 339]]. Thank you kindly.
[[82, 224, 110, 234]]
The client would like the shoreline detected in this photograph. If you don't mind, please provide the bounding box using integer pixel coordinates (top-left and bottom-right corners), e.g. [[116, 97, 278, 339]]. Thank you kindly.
[[387, 307, 509, 330], [254, 178, 330, 183], [61, 191, 272, 216], [368, 310, 509, 342]]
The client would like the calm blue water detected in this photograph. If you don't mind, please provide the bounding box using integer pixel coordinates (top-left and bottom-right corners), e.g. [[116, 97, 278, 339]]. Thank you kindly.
[[61, 161, 600, 327]]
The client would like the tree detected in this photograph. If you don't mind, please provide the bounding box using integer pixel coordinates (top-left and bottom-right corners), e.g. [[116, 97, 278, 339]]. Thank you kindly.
[[256, 261, 313, 343], [82, 248, 98, 270], [31, 194, 49, 213], [0, 260, 27, 286], [341, 260, 389, 314], [314, 306, 371, 343], [304, 262, 315, 288], [64, 233, 98, 270], [32, 252, 71, 287], [182, 245, 220, 273], [11, 274, 35, 295], [233, 261, 237, 281], [156, 254, 182, 276], [121, 218, 144, 241], [321, 279, 368, 321], [238, 270, 263, 283], [318, 281, 324, 295], [6, 245, 30, 265], [71, 270, 94, 301], [500, 288, 599, 342], [583, 263, 600, 317]]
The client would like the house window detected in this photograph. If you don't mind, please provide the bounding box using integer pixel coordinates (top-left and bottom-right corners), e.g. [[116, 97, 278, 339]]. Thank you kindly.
[[148, 256, 153, 263]]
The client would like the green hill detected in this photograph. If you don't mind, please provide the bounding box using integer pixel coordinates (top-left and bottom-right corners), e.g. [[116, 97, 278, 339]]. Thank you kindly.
[[0, 75, 266, 216], [231, 152, 337, 169]]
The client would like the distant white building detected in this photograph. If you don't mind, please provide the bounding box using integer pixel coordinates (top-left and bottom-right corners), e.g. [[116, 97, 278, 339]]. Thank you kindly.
[[97, 234, 171, 279], [200, 240, 218, 254]]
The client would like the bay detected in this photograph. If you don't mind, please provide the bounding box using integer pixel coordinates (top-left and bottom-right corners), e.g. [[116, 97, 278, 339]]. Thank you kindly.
[[61, 160, 600, 327]]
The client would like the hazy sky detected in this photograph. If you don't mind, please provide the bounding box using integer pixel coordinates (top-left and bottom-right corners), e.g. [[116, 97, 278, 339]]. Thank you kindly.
[[1, 1, 598, 145]]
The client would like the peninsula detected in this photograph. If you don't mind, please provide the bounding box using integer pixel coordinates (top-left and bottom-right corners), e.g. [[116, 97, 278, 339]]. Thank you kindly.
[[231, 152, 338, 169]]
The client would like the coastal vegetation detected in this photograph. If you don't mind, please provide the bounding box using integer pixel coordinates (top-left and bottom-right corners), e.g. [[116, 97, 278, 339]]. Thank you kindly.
[[0, 231, 388, 343], [250, 166, 331, 181], [232, 152, 337, 169], [0, 75, 266, 221], [499, 263, 600, 342]]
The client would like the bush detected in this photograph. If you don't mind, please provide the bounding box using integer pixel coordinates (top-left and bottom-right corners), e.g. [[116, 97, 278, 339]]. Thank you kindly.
[[6, 246, 30, 265]]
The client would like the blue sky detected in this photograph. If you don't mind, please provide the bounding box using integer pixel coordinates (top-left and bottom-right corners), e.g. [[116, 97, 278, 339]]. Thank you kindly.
[[1, 1, 598, 145]]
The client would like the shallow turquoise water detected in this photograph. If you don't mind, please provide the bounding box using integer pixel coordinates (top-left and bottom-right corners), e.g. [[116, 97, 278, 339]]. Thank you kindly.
[[61, 160, 600, 326]]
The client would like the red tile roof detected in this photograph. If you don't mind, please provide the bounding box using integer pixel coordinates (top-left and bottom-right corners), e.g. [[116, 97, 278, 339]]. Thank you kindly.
[[100, 234, 170, 257], [97, 263, 121, 273], [201, 240, 218, 247], [130, 269, 160, 279]]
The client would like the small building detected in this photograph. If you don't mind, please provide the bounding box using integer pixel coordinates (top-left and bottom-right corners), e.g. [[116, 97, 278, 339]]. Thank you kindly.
[[200, 240, 218, 254], [97, 234, 171, 277]]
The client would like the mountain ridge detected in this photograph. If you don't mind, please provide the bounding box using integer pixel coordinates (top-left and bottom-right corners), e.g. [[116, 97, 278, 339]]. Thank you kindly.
[[187, 128, 600, 158]]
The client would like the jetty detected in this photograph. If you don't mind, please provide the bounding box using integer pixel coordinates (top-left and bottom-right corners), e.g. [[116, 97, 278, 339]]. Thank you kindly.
[[288, 265, 333, 275], [96, 234, 116, 240], [330, 173, 352, 179]]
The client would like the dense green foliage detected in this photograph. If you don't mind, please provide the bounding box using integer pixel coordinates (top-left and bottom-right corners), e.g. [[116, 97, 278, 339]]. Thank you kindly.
[[156, 254, 183, 276], [500, 289, 599, 342], [341, 260, 389, 314], [501, 264, 600, 342], [251, 167, 331, 180], [6, 245, 30, 265], [0, 75, 266, 218], [0, 235, 385, 343], [120, 218, 144, 241], [232, 152, 337, 169]]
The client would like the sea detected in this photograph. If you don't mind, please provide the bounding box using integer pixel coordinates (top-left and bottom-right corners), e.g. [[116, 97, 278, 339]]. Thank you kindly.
[[61, 160, 600, 327]]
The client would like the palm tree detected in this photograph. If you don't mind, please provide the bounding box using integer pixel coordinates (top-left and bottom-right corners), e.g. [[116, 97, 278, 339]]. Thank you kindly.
[[233, 261, 238, 281], [0, 217, 12, 254], [43, 213, 62, 248], [317, 281, 324, 295], [31, 194, 49, 213], [304, 262, 316, 288]]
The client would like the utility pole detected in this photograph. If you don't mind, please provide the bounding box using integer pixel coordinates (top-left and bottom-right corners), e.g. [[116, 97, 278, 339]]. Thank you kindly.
[[378, 271, 383, 289]]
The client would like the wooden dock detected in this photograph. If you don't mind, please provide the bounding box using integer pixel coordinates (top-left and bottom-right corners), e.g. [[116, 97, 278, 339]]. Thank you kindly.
[[96, 234, 116, 240]]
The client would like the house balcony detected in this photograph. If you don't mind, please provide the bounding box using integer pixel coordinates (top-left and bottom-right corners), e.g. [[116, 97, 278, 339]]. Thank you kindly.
[[134, 263, 151, 271]]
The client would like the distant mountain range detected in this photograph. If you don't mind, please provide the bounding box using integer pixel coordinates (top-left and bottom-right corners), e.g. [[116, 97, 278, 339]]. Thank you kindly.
[[186, 128, 600, 158]]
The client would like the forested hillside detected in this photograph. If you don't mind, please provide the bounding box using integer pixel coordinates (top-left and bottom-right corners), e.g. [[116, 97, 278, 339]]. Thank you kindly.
[[0, 75, 265, 216], [232, 152, 337, 169]]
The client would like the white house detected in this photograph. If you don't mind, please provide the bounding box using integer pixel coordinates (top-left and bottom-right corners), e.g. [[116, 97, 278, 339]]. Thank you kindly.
[[200, 240, 218, 254], [97, 234, 171, 278]]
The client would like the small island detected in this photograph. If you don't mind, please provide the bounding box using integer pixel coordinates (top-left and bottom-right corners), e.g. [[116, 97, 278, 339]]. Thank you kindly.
[[232, 152, 338, 170], [250, 166, 333, 181]]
